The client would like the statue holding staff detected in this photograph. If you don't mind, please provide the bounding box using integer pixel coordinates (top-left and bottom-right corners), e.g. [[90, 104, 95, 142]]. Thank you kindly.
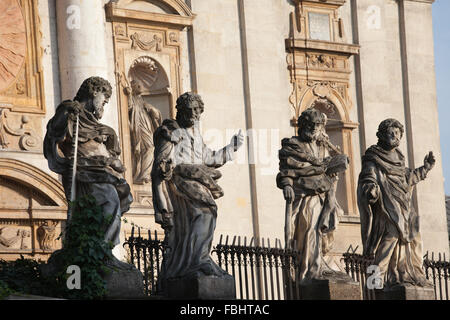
[[276, 108, 349, 284]]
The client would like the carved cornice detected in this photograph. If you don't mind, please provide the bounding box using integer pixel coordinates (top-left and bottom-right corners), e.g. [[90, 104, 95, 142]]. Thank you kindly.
[[292, 0, 346, 7], [286, 39, 360, 56]]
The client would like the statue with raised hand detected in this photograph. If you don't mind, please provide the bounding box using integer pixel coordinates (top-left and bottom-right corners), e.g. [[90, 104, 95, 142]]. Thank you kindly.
[[151, 92, 243, 298], [358, 118, 435, 289]]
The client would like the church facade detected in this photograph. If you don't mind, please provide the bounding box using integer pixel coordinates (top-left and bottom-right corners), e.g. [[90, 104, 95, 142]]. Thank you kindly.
[[0, 0, 448, 268]]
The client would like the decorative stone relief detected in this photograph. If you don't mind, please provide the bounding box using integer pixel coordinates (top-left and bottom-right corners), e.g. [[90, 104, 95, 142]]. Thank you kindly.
[[131, 32, 163, 52], [37, 221, 58, 251], [0, 226, 30, 250], [0, 0, 27, 93], [0, 0, 45, 114], [0, 108, 40, 151]]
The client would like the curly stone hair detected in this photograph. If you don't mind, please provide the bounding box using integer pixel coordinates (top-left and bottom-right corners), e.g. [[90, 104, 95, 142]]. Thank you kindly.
[[376, 118, 404, 140], [297, 107, 327, 132], [74, 76, 112, 102], [175, 92, 204, 112]]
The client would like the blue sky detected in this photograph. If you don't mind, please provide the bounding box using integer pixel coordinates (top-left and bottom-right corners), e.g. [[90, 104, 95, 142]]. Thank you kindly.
[[433, 0, 450, 195]]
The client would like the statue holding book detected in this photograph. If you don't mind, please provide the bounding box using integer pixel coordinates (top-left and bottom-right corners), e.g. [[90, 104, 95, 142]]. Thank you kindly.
[[277, 108, 349, 284]]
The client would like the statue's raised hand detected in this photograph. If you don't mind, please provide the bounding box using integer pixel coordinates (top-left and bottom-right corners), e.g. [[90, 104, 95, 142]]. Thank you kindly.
[[424, 151, 435, 171], [231, 129, 244, 152]]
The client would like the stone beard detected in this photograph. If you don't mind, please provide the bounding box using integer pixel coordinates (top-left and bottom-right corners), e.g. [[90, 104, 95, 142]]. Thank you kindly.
[[357, 118, 435, 288], [151, 92, 243, 293], [44, 76, 133, 247]]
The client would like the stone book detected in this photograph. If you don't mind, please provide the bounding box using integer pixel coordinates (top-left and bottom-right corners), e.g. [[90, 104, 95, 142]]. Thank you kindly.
[[326, 154, 349, 176]]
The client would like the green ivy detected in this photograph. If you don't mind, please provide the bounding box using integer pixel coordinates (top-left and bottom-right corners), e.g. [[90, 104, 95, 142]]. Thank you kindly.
[[0, 195, 116, 300]]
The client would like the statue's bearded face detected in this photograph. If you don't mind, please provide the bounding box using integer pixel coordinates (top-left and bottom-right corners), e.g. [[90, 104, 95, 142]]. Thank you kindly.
[[299, 119, 324, 142], [88, 92, 109, 120], [178, 100, 203, 127], [380, 126, 402, 150]]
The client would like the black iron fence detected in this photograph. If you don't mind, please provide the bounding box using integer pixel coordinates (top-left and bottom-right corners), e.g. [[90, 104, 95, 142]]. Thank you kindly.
[[124, 228, 449, 300], [342, 250, 450, 300], [212, 235, 301, 300], [123, 227, 165, 296]]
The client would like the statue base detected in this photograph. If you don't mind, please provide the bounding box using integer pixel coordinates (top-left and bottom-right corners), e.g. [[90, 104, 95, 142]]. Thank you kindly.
[[300, 276, 361, 300], [41, 250, 145, 299], [375, 284, 435, 300], [166, 275, 236, 300], [103, 258, 145, 299]]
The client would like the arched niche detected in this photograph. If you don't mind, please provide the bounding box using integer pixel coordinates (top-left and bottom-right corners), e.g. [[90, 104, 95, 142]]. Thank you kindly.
[[127, 55, 171, 120], [0, 158, 67, 260], [297, 83, 358, 215]]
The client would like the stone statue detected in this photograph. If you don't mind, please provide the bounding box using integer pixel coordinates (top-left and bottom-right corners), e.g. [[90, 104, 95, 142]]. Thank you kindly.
[[126, 79, 162, 184], [44, 76, 133, 247], [357, 118, 435, 289], [276, 108, 349, 284], [151, 92, 243, 298]]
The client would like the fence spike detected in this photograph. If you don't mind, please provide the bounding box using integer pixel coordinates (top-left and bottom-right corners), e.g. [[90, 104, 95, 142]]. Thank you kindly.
[[131, 226, 135, 238], [219, 234, 223, 245], [250, 237, 254, 247], [154, 230, 158, 241], [232, 235, 237, 246], [148, 230, 152, 241], [244, 236, 247, 247], [262, 237, 265, 248], [138, 227, 141, 238], [238, 236, 241, 246], [268, 238, 271, 249], [225, 235, 229, 245]]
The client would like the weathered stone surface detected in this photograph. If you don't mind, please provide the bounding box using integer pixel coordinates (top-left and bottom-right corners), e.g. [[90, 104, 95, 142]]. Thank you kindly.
[[300, 278, 361, 300], [166, 275, 236, 300], [103, 262, 145, 299], [376, 284, 436, 300]]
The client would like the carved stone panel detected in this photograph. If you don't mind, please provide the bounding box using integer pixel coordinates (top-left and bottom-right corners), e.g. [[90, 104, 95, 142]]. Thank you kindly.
[[0, 0, 45, 114], [0, 0, 27, 93], [0, 159, 67, 261]]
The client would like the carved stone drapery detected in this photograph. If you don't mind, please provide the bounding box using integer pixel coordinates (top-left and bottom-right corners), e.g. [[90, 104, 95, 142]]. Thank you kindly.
[[106, 0, 194, 210]]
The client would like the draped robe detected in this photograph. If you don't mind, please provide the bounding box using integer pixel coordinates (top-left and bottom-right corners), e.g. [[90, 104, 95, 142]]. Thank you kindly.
[[151, 119, 234, 285], [357, 144, 430, 287], [44, 100, 133, 246], [276, 137, 343, 283]]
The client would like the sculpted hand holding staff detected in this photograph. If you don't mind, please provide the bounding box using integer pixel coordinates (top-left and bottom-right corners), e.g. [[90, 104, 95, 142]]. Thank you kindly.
[[44, 76, 133, 247]]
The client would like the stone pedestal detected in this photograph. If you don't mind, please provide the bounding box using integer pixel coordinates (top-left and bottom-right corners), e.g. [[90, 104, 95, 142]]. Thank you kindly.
[[300, 278, 361, 300], [103, 262, 145, 299], [375, 284, 436, 300], [166, 275, 236, 300]]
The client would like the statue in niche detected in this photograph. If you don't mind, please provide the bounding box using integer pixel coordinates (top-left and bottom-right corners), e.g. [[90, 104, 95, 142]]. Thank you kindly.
[[126, 79, 162, 184], [44, 76, 133, 250], [357, 119, 435, 288], [277, 108, 350, 284], [151, 92, 244, 296]]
